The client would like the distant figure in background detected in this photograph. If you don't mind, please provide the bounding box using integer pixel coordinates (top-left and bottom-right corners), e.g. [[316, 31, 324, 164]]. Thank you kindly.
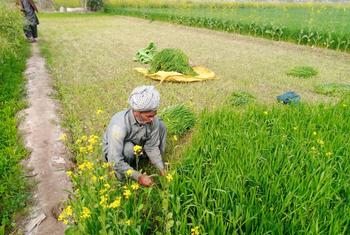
[[17, 0, 39, 43]]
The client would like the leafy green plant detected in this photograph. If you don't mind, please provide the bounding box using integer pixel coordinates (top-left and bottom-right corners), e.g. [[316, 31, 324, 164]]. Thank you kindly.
[[134, 42, 157, 64], [287, 66, 318, 78], [314, 83, 350, 96], [229, 91, 255, 106], [150, 48, 197, 75], [159, 104, 195, 136]]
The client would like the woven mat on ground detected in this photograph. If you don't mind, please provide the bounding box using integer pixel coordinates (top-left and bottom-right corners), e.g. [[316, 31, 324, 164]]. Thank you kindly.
[[134, 66, 219, 83]]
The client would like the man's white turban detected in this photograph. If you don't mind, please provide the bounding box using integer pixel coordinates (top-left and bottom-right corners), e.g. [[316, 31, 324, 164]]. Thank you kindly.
[[128, 85, 160, 112]]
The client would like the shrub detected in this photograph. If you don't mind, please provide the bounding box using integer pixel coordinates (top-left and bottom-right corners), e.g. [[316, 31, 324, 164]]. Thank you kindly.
[[87, 0, 103, 11], [150, 48, 197, 76]]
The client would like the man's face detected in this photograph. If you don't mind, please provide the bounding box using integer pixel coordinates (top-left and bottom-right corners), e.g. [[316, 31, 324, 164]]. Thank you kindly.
[[135, 110, 157, 124]]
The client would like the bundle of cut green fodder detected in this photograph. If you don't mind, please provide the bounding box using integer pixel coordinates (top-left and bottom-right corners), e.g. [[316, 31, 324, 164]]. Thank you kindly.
[[150, 48, 197, 76], [159, 104, 195, 136]]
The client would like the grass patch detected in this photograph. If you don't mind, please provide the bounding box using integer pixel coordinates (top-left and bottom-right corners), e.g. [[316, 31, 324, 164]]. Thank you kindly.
[[287, 66, 318, 78], [229, 91, 255, 106], [0, 3, 30, 232], [150, 48, 196, 75], [314, 83, 350, 96]]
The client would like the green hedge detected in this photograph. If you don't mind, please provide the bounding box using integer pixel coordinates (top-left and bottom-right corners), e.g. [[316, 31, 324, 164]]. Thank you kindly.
[[0, 3, 29, 232]]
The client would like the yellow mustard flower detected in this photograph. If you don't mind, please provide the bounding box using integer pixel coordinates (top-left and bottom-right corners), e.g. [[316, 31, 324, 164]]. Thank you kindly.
[[80, 207, 91, 219], [99, 176, 105, 181], [133, 145, 143, 156], [191, 226, 200, 235], [64, 206, 73, 216], [173, 135, 178, 141], [85, 161, 94, 170], [102, 162, 111, 168], [99, 188, 107, 195], [63, 219, 68, 225], [123, 189, 131, 199], [100, 195, 108, 207], [131, 183, 140, 191], [317, 139, 325, 146], [66, 171, 74, 178], [166, 173, 174, 183], [78, 163, 86, 171], [96, 109, 104, 115], [104, 183, 111, 190], [81, 135, 88, 141], [79, 147, 86, 154], [126, 169, 133, 176], [59, 133, 68, 142], [92, 175, 97, 183], [109, 196, 121, 209], [126, 219, 132, 226], [88, 135, 99, 145], [87, 145, 93, 153], [326, 151, 333, 157], [57, 213, 65, 222]]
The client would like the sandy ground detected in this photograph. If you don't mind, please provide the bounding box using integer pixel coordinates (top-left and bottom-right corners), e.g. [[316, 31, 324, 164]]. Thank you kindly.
[[18, 43, 72, 235], [38, 15, 350, 121]]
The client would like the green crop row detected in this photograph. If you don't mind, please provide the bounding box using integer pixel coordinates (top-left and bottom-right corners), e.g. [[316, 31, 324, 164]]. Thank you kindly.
[[0, 3, 29, 233], [168, 102, 350, 234], [61, 99, 350, 234], [104, 5, 350, 52]]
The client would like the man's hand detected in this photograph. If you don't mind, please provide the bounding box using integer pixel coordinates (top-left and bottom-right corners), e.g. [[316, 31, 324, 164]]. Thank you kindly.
[[159, 169, 166, 176], [138, 174, 154, 187]]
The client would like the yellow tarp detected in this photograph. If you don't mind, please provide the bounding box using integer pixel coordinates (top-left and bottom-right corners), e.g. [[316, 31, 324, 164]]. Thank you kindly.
[[134, 66, 219, 83]]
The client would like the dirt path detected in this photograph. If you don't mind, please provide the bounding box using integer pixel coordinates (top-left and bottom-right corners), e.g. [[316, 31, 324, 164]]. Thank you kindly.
[[19, 43, 72, 235]]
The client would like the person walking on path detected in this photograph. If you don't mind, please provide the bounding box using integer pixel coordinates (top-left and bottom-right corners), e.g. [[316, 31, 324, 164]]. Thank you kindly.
[[103, 85, 167, 187], [17, 0, 39, 43]]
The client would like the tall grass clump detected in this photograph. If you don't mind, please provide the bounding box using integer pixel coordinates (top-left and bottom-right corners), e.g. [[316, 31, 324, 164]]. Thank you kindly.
[[166, 101, 350, 234], [159, 104, 195, 136], [229, 91, 255, 106], [0, 2, 30, 232], [150, 49, 197, 76], [314, 83, 350, 96], [287, 66, 318, 78]]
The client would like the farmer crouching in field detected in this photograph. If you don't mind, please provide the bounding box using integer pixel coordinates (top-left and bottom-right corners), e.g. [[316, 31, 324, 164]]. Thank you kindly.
[[103, 85, 167, 187]]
